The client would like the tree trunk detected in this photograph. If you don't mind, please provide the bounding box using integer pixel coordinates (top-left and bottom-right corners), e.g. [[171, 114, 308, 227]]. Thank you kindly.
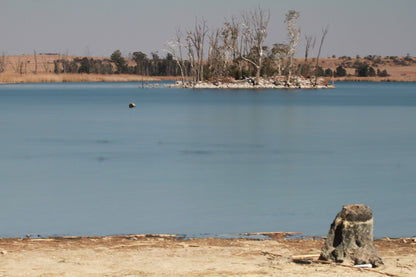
[[287, 55, 293, 84], [319, 204, 383, 267], [315, 26, 328, 86], [33, 50, 38, 74]]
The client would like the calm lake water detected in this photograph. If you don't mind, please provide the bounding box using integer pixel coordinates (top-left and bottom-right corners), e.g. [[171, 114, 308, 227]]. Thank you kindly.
[[0, 81, 415, 238]]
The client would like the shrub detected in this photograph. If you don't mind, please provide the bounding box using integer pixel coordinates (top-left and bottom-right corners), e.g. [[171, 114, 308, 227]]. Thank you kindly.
[[324, 68, 333, 77], [364, 55, 374, 61], [78, 58, 90, 73], [356, 64, 376, 77], [368, 66, 376, 77], [335, 65, 347, 77], [404, 54, 413, 62], [377, 69, 389, 77]]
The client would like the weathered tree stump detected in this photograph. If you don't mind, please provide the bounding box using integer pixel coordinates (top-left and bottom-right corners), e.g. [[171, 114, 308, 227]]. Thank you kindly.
[[319, 204, 383, 267]]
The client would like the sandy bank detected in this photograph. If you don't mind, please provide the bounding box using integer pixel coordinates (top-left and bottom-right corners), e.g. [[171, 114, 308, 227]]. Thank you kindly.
[[0, 234, 415, 276]]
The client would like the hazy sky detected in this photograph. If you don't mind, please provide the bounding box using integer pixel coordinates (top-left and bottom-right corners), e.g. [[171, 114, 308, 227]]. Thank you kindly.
[[1, 0, 415, 58]]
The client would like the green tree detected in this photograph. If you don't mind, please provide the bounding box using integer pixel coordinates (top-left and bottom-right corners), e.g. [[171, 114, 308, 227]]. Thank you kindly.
[[132, 51, 148, 75], [335, 65, 346, 77], [356, 64, 376, 77], [78, 57, 90, 73], [110, 50, 127, 73], [377, 69, 389, 77], [356, 63, 369, 77], [324, 68, 333, 77], [368, 66, 376, 77]]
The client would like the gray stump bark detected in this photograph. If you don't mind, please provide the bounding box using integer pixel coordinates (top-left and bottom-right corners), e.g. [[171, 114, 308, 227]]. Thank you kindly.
[[319, 204, 383, 267]]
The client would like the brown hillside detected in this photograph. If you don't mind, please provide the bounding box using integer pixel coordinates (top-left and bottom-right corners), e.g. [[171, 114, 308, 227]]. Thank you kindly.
[[314, 56, 416, 82]]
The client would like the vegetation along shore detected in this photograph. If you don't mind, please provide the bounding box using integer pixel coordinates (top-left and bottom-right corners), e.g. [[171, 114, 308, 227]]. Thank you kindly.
[[1, 54, 414, 85]]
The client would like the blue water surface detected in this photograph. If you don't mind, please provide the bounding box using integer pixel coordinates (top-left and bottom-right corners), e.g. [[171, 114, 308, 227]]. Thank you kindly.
[[0, 81, 415, 238]]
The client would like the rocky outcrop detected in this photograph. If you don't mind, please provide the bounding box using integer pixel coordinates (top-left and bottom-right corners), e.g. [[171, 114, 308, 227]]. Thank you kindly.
[[319, 204, 383, 267]]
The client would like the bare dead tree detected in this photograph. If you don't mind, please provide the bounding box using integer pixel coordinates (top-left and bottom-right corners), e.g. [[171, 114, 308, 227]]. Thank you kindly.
[[219, 24, 233, 65], [11, 56, 24, 74], [0, 53, 5, 73], [186, 33, 196, 84], [33, 50, 38, 74], [212, 20, 240, 80], [315, 25, 329, 85], [304, 35, 316, 63], [41, 55, 51, 73], [240, 6, 270, 84], [60, 51, 70, 74], [222, 17, 241, 62], [285, 10, 301, 84], [186, 18, 208, 82], [166, 28, 187, 83], [208, 28, 222, 82], [228, 17, 246, 78], [301, 35, 316, 76]]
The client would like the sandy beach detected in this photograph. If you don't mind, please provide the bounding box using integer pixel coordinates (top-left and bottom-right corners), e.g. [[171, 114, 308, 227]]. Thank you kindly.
[[0, 234, 415, 276]]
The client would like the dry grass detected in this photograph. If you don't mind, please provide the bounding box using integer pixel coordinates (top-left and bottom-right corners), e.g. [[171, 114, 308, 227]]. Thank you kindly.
[[0, 73, 174, 84]]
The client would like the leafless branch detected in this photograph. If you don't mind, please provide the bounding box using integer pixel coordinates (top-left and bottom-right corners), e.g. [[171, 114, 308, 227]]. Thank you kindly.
[[240, 6, 270, 84], [315, 25, 329, 85]]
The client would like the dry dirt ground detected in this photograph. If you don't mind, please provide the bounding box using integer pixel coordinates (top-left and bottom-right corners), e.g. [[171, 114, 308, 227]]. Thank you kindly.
[[0, 234, 415, 277]]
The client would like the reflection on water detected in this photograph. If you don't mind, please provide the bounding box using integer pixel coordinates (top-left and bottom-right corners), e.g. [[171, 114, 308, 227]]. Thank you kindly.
[[0, 82, 415, 238]]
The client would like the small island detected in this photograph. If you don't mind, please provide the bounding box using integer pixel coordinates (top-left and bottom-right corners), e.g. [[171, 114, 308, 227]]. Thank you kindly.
[[165, 8, 337, 90]]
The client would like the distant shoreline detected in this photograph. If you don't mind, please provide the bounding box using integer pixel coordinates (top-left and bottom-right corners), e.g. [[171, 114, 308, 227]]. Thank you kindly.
[[1, 73, 415, 85], [333, 76, 416, 82], [1, 54, 415, 84]]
